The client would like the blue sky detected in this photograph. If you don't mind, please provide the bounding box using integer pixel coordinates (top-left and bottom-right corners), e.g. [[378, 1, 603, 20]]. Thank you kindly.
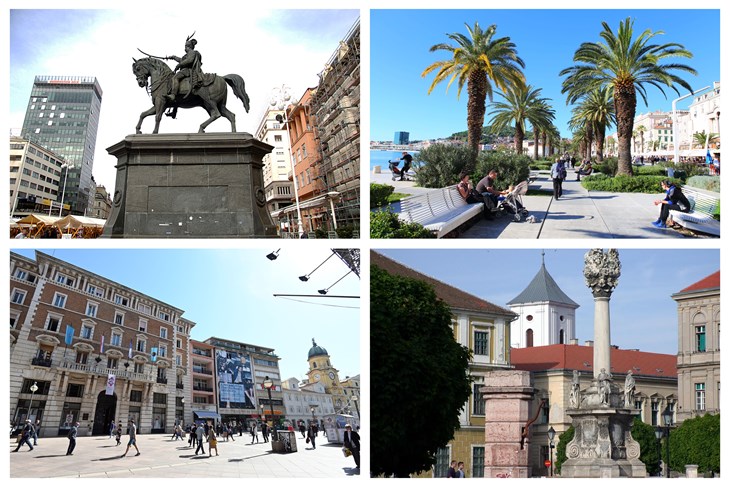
[[373, 248, 719, 355], [8, 8, 359, 191], [11, 248, 361, 382], [371, 9, 720, 142]]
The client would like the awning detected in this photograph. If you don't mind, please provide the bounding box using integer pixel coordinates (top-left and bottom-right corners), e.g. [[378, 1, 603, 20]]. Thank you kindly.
[[193, 410, 221, 420], [271, 192, 341, 219]]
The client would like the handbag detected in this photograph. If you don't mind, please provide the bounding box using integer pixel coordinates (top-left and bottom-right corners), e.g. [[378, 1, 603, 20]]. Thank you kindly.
[[306, 437, 310, 443], [342, 447, 352, 457]]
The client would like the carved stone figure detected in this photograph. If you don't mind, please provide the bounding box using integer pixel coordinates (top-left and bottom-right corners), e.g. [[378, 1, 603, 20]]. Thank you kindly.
[[597, 368, 611, 405], [624, 370, 635, 407], [584, 249, 621, 298], [570, 370, 581, 408]]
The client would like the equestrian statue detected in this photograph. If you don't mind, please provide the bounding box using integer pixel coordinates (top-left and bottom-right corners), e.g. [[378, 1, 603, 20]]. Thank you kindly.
[[133, 33, 250, 134]]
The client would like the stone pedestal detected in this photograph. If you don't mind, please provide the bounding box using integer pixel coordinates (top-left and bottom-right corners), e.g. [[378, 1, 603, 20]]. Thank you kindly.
[[561, 407, 646, 478], [481, 370, 535, 478], [102, 133, 277, 238]]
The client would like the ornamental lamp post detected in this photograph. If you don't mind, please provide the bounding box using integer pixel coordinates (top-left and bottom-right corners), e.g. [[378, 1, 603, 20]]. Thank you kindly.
[[27, 381, 39, 424], [654, 427, 663, 477], [263, 376, 277, 441], [547, 426, 556, 477], [661, 406, 673, 478]]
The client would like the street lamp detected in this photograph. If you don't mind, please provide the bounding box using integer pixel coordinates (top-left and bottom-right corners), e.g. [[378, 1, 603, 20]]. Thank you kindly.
[[661, 405, 674, 478], [547, 426, 556, 477], [654, 427, 663, 477], [27, 381, 39, 424], [270, 84, 304, 238], [263, 376, 277, 441]]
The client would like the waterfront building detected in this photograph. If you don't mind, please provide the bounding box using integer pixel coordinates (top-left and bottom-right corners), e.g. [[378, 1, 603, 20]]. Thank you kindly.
[[508, 256, 579, 349], [9, 251, 192, 437], [512, 344, 677, 477], [9, 135, 67, 217], [310, 19, 360, 230], [256, 107, 294, 218], [371, 251, 515, 478], [20, 76, 103, 215], [394, 131, 409, 145], [672, 270, 720, 423]]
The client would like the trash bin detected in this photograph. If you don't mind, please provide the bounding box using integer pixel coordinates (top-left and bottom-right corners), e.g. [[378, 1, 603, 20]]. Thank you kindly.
[[271, 429, 297, 453]]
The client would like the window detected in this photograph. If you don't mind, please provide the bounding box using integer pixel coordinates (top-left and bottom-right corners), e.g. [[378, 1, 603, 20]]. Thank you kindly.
[[114, 294, 129, 307], [138, 303, 152, 315], [474, 330, 490, 356], [274, 135, 282, 142], [134, 363, 145, 374], [696, 383, 706, 411], [176, 354, 182, 366], [526, 329, 534, 347], [434, 447, 451, 478], [56, 274, 74, 286], [158, 311, 170, 321], [85, 302, 98, 318], [67, 383, 84, 397], [651, 401, 659, 426], [159, 345, 167, 358], [130, 390, 143, 402], [472, 446, 485, 477], [75, 351, 88, 365], [153, 392, 167, 404], [14, 269, 28, 280], [86, 284, 104, 297], [111, 332, 122, 347], [11, 289, 27, 305], [107, 357, 118, 369], [80, 324, 93, 340], [695, 325, 706, 352], [136, 338, 146, 353], [53, 293, 67, 308], [176, 339, 182, 349], [114, 312, 124, 326], [541, 398, 550, 424], [139, 319, 147, 332], [160, 327, 168, 339], [472, 383, 485, 415], [46, 315, 61, 332]]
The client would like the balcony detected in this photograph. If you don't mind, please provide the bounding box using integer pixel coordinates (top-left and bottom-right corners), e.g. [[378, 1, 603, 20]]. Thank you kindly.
[[59, 360, 155, 382], [32, 357, 53, 368], [176, 383, 184, 390], [193, 385, 214, 392], [156, 377, 168, 384]]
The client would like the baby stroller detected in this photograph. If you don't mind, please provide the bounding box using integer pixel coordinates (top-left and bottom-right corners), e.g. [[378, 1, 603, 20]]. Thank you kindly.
[[497, 180, 529, 222], [388, 160, 402, 181]]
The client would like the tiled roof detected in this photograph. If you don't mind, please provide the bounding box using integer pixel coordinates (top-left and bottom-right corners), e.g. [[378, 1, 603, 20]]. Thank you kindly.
[[510, 344, 676, 378], [676, 270, 720, 294], [507, 263, 579, 307], [371, 251, 516, 317]]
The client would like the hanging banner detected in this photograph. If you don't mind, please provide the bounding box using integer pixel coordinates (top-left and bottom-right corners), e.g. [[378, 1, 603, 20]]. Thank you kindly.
[[151, 347, 158, 362], [106, 374, 116, 396], [128, 339, 133, 358], [100, 335, 105, 354], [65, 325, 75, 345]]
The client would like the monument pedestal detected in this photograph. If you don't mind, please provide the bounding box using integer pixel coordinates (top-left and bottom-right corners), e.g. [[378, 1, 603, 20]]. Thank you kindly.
[[102, 133, 277, 238], [481, 370, 535, 478], [562, 407, 646, 478]]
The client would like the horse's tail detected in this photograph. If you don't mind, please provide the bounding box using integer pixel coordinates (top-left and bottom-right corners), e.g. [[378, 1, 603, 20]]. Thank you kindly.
[[224, 74, 250, 113]]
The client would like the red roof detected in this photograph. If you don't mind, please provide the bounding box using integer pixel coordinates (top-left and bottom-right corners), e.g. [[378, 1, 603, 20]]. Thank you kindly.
[[510, 344, 676, 378], [677, 270, 720, 294], [371, 251, 515, 317]]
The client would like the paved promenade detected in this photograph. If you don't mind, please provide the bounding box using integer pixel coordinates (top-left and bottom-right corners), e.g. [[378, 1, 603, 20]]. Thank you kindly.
[[371, 170, 715, 239], [9, 432, 360, 478]]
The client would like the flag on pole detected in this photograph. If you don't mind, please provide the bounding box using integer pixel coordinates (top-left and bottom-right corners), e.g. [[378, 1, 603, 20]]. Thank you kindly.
[[106, 374, 116, 396], [151, 347, 158, 363], [128, 339, 133, 358], [706, 149, 713, 164], [64, 325, 75, 345], [100, 335, 105, 354]]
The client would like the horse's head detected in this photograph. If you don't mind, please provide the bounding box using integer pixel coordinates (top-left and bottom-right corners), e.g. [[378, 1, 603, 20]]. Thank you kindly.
[[132, 58, 150, 89]]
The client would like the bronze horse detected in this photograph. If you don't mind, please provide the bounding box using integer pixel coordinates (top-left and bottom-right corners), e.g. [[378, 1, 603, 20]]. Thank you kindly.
[[132, 57, 250, 134]]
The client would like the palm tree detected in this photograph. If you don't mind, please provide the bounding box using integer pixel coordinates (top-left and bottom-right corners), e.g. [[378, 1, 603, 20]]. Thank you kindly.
[[560, 17, 696, 175], [422, 22, 526, 169], [488, 84, 554, 155], [571, 87, 615, 162], [569, 116, 594, 161], [635, 125, 647, 155], [692, 130, 719, 149]]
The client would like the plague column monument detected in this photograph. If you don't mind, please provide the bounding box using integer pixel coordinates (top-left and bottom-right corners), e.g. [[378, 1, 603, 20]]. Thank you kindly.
[[560, 249, 647, 478]]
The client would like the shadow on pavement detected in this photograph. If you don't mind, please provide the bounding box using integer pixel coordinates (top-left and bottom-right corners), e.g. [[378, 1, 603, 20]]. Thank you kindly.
[[343, 467, 360, 476], [92, 454, 126, 461], [33, 454, 69, 459]]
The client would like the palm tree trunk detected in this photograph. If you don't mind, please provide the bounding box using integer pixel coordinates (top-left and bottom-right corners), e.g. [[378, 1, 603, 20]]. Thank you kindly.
[[541, 133, 547, 159], [614, 85, 636, 175], [515, 124, 524, 155], [595, 126, 605, 162], [585, 123, 594, 161], [466, 71, 487, 169], [533, 127, 540, 160]]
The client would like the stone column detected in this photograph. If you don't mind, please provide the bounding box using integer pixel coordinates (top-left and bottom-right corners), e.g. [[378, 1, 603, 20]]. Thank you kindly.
[[583, 249, 621, 378], [481, 370, 536, 478]]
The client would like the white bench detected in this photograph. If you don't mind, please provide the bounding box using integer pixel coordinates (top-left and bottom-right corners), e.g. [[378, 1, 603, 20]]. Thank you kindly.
[[398, 185, 483, 238], [669, 186, 720, 237]]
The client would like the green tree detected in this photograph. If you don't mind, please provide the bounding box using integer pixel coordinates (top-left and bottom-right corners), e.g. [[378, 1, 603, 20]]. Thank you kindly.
[[414, 144, 476, 188], [692, 130, 719, 149], [555, 426, 575, 474], [488, 84, 554, 155], [561, 17, 696, 176], [667, 413, 720, 475], [371, 265, 472, 477], [571, 87, 615, 162], [369, 210, 435, 239], [422, 22, 526, 169]]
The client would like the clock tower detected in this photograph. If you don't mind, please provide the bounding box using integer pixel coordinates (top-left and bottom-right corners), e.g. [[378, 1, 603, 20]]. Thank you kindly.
[[306, 338, 348, 413]]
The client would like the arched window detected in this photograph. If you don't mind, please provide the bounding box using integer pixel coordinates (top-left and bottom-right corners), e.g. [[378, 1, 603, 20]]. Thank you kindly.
[[559, 329, 565, 344], [526, 329, 534, 348]]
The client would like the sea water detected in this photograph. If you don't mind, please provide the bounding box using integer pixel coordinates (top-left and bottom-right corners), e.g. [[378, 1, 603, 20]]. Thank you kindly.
[[369, 150, 419, 173]]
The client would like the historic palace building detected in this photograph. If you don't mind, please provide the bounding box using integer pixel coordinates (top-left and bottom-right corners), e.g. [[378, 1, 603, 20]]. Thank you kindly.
[[10, 251, 193, 437]]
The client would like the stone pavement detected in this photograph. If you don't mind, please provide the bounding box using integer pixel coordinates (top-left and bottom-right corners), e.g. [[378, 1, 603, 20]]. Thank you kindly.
[[8, 432, 360, 478], [371, 170, 716, 239]]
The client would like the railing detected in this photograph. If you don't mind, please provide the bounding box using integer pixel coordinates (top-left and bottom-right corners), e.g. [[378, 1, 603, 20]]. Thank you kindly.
[[59, 361, 155, 382], [32, 357, 53, 367], [193, 385, 214, 392], [156, 377, 168, 384]]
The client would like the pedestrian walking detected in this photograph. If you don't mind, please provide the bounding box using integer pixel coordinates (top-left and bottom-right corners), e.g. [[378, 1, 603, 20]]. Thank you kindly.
[[66, 421, 79, 455], [299, 422, 306, 438], [189, 423, 197, 448], [121, 419, 141, 457], [227, 423, 235, 442], [550, 157, 567, 200], [110, 420, 116, 439], [457, 461, 466, 478], [195, 423, 206, 455], [250, 422, 259, 444], [261, 422, 269, 443], [208, 429, 219, 457], [115, 423, 122, 446], [343, 424, 360, 469], [13, 419, 34, 452], [307, 422, 317, 449], [33, 419, 41, 446]]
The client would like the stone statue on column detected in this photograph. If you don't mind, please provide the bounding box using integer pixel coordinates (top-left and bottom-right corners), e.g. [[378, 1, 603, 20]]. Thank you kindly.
[[624, 371, 635, 408], [570, 370, 581, 409]]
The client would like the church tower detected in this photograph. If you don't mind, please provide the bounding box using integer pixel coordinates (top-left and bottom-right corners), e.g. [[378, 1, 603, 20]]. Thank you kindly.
[[306, 338, 348, 413], [508, 252, 579, 348]]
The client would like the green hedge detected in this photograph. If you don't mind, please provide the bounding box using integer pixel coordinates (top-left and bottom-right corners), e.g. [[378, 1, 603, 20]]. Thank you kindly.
[[370, 183, 395, 209], [370, 209, 435, 239], [686, 175, 720, 193], [581, 174, 681, 193]]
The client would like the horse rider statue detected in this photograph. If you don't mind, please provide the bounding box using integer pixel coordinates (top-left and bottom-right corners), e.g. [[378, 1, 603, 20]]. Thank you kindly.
[[166, 33, 204, 102]]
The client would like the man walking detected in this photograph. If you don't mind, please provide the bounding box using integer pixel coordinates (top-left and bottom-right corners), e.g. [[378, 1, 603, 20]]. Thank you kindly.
[[121, 419, 141, 457], [13, 420, 35, 452], [66, 421, 79, 455], [261, 421, 269, 443], [195, 423, 206, 455], [550, 157, 567, 200], [307, 421, 317, 449], [250, 422, 259, 444], [343, 424, 360, 469]]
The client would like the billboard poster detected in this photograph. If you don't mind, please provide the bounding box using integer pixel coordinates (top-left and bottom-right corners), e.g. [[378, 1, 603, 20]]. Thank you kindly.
[[216, 350, 255, 409]]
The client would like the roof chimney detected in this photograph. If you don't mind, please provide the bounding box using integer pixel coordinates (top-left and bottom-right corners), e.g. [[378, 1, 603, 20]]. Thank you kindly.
[[569, 338, 579, 345], [585, 340, 594, 347]]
